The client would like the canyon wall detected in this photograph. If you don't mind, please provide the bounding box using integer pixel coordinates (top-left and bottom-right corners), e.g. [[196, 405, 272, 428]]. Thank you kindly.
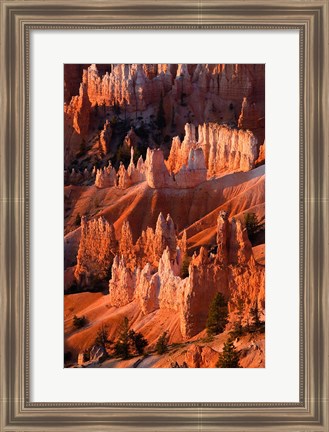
[[107, 211, 265, 338], [167, 123, 258, 177], [77, 64, 264, 127], [64, 72, 91, 166], [64, 63, 265, 167], [65, 120, 260, 190]]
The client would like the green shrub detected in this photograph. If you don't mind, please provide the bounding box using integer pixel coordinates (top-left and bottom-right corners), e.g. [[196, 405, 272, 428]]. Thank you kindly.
[[73, 315, 87, 329]]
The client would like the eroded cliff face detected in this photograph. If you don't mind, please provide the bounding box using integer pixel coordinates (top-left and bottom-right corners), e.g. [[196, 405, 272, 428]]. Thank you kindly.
[[74, 216, 116, 287], [108, 255, 136, 307], [64, 72, 91, 166], [80, 64, 264, 122], [106, 211, 264, 339], [64, 63, 265, 168], [64, 121, 257, 190], [166, 123, 258, 178], [95, 162, 117, 188]]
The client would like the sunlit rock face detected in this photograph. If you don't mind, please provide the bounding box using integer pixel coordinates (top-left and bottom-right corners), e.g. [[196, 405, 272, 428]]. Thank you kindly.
[[106, 211, 264, 339], [166, 122, 258, 178], [135, 212, 177, 269], [98, 120, 112, 155], [64, 63, 264, 149], [95, 162, 116, 188], [108, 255, 136, 307], [74, 216, 116, 287], [144, 146, 207, 189], [134, 263, 160, 314]]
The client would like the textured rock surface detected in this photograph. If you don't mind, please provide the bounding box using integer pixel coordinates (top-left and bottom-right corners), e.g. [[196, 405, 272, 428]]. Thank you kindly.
[[145, 147, 207, 189], [74, 216, 116, 287], [64, 72, 91, 166], [256, 142, 265, 166], [98, 120, 112, 154], [106, 211, 264, 339], [166, 122, 258, 179], [118, 220, 136, 271], [199, 123, 258, 175], [135, 213, 177, 268], [108, 255, 136, 307], [95, 162, 116, 188], [64, 64, 265, 166], [64, 64, 265, 367], [134, 264, 160, 314]]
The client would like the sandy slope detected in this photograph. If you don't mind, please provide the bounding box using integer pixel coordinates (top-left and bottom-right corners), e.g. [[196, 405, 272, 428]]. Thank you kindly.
[[65, 293, 183, 356], [65, 290, 265, 368]]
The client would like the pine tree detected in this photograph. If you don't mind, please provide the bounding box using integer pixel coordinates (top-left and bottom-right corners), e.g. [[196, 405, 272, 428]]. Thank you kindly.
[[95, 324, 111, 349], [206, 292, 228, 336], [155, 331, 169, 354], [244, 212, 264, 242], [128, 330, 148, 355], [216, 339, 241, 368], [114, 317, 148, 358], [114, 317, 130, 359]]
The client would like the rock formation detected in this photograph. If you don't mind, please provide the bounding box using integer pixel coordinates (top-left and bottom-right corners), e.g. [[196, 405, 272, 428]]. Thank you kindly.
[[124, 127, 138, 148], [98, 120, 112, 154], [64, 71, 91, 166], [74, 216, 116, 287], [256, 142, 265, 166], [108, 255, 136, 307], [134, 264, 160, 314], [118, 220, 136, 271], [126, 148, 146, 184], [117, 162, 132, 189], [144, 146, 207, 189], [166, 122, 259, 178], [64, 64, 265, 158], [198, 123, 258, 175], [107, 211, 264, 339], [95, 162, 116, 188], [135, 212, 177, 268]]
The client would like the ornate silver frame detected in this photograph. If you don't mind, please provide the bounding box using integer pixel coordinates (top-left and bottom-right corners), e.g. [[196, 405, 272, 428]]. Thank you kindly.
[[1, 1, 328, 430]]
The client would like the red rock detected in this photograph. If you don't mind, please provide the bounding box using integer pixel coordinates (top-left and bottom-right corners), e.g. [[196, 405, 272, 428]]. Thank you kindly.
[[118, 220, 136, 271], [64, 73, 91, 166], [95, 162, 116, 188], [74, 216, 116, 287], [98, 120, 112, 154], [108, 255, 135, 307]]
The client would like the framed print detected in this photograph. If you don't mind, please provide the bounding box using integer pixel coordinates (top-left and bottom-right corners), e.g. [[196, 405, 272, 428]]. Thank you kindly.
[[1, 0, 328, 430]]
